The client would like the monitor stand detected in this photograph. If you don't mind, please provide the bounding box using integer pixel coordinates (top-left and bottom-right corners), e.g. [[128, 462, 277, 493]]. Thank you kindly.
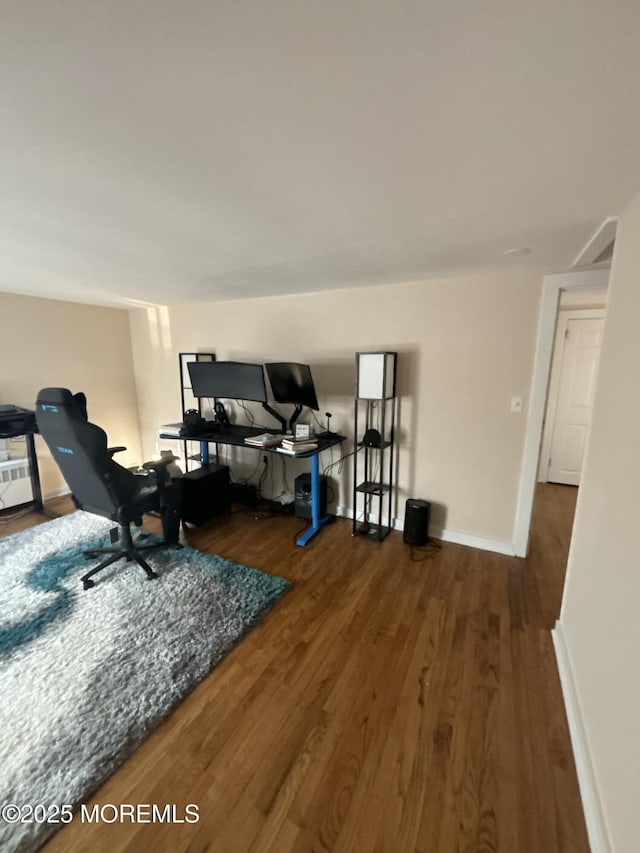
[[288, 404, 304, 433], [261, 402, 287, 433]]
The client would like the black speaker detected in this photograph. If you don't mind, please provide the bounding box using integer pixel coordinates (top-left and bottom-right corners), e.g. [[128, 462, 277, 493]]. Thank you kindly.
[[181, 464, 231, 526], [403, 499, 431, 546], [362, 428, 382, 447], [294, 472, 327, 519]]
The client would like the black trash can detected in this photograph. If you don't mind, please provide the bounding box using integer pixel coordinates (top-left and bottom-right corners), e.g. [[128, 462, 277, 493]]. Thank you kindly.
[[403, 499, 431, 546]]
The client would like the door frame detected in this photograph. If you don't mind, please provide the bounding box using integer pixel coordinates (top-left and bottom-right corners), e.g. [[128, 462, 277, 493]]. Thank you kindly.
[[538, 308, 606, 483], [512, 268, 610, 557]]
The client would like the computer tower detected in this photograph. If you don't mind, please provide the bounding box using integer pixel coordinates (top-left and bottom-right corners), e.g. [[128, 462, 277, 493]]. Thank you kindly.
[[181, 464, 231, 526], [294, 472, 327, 519]]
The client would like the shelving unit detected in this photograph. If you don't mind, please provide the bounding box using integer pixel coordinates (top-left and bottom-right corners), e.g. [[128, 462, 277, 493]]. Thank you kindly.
[[352, 351, 397, 541], [178, 352, 215, 471]]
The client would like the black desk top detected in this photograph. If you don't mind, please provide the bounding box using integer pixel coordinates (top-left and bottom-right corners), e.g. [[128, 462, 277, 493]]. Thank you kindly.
[[0, 405, 36, 438], [199, 424, 277, 440], [159, 427, 346, 459]]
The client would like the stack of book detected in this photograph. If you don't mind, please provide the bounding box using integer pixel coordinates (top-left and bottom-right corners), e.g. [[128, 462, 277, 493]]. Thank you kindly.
[[277, 435, 319, 455], [243, 433, 283, 448]]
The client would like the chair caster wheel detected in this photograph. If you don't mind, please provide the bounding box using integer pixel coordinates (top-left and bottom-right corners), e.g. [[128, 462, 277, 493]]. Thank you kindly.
[[147, 571, 159, 580], [82, 578, 95, 590]]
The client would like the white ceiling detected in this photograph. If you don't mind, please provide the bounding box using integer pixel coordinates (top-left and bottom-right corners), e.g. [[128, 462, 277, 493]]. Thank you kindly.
[[2, 1, 640, 308]]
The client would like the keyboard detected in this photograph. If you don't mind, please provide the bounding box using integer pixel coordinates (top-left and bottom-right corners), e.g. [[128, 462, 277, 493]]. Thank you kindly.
[[215, 424, 277, 439]]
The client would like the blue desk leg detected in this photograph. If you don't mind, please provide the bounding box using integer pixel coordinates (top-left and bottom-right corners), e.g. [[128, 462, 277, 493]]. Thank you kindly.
[[296, 453, 331, 546]]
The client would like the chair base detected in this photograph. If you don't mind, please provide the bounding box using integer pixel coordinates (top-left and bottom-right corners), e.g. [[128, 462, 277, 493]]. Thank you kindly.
[[80, 524, 183, 589]]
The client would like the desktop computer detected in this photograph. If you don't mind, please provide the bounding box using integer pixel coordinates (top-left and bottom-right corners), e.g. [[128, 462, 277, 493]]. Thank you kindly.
[[294, 472, 327, 519], [181, 464, 231, 526]]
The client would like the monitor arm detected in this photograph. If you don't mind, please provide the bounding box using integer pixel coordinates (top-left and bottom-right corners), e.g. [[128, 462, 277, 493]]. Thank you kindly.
[[261, 402, 287, 433], [288, 404, 304, 433]]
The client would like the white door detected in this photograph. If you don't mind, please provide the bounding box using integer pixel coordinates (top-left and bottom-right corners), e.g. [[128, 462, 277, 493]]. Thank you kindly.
[[546, 315, 604, 485]]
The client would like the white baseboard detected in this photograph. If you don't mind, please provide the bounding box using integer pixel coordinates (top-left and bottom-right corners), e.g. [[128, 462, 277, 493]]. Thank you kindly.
[[552, 621, 611, 853], [334, 505, 515, 556], [42, 493, 516, 558], [427, 524, 515, 556]]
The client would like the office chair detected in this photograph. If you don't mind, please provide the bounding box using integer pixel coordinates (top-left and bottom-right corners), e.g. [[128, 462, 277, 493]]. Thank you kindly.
[[35, 388, 182, 589]]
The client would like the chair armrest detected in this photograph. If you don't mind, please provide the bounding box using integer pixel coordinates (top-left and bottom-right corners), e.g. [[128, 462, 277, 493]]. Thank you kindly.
[[142, 455, 180, 508], [142, 456, 176, 474], [108, 445, 127, 457]]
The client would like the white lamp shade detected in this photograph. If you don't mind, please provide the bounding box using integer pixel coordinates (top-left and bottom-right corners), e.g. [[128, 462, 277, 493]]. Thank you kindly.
[[356, 352, 396, 399]]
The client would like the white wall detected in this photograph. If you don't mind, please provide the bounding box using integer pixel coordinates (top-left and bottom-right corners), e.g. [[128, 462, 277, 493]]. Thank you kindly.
[[0, 291, 142, 497], [128, 270, 542, 548], [558, 189, 640, 852]]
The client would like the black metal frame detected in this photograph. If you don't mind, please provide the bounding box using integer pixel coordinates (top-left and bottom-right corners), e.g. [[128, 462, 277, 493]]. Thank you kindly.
[[0, 407, 45, 514], [179, 352, 215, 471], [352, 352, 397, 542]]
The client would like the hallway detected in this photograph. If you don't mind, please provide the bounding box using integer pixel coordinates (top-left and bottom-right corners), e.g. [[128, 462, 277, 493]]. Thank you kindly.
[[527, 482, 579, 629]]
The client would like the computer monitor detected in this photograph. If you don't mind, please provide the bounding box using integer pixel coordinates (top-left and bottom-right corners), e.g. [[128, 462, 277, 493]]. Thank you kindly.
[[187, 361, 268, 403], [265, 363, 319, 411], [264, 362, 320, 432]]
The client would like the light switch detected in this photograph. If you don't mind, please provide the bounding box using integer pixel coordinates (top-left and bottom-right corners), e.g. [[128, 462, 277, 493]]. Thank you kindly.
[[510, 397, 523, 413]]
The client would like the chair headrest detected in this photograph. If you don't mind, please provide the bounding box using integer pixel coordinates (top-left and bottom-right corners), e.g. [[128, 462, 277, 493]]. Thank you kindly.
[[37, 388, 75, 405], [36, 388, 87, 419]]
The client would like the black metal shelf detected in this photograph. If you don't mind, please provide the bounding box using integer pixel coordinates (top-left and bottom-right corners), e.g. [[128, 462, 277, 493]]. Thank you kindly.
[[354, 522, 391, 542], [178, 352, 215, 472], [356, 481, 390, 495], [352, 352, 398, 542], [356, 440, 392, 450]]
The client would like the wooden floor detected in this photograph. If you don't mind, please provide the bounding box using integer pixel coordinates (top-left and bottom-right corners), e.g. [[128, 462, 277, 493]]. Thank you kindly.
[[1, 483, 587, 852]]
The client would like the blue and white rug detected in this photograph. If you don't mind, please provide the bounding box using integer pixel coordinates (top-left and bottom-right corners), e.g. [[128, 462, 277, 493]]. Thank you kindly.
[[0, 511, 290, 852]]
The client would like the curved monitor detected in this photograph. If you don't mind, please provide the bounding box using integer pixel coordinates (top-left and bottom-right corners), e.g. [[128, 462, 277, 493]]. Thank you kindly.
[[187, 361, 267, 403], [265, 363, 319, 411]]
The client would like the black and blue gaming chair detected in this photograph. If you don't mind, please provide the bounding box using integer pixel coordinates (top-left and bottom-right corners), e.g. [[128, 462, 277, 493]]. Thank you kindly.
[[35, 387, 182, 589]]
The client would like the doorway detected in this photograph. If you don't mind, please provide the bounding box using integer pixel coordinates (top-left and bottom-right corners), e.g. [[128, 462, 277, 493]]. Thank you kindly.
[[539, 307, 606, 486], [526, 293, 607, 622], [512, 268, 610, 557]]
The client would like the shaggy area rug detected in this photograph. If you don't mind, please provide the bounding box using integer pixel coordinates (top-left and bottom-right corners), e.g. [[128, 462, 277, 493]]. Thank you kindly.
[[0, 511, 290, 852]]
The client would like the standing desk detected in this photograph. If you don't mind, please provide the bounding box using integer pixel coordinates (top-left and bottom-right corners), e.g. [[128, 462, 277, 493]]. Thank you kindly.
[[159, 426, 345, 546], [0, 406, 44, 514]]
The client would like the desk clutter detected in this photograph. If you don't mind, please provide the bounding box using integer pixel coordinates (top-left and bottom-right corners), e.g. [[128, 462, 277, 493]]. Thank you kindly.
[[243, 432, 283, 448], [243, 433, 320, 455], [277, 435, 319, 455]]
